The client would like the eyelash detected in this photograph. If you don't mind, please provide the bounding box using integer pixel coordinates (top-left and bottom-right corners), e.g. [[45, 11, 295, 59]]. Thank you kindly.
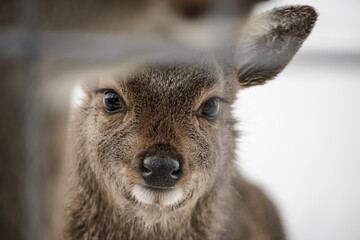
[[215, 97, 230, 104], [95, 88, 117, 94]]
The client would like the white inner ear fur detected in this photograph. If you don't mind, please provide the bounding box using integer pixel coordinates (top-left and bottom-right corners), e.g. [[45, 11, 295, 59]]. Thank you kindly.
[[70, 83, 86, 109], [235, 10, 291, 65], [132, 184, 183, 206]]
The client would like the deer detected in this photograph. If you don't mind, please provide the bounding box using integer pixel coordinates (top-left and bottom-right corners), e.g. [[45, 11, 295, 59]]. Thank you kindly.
[[65, 5, 317, 240]]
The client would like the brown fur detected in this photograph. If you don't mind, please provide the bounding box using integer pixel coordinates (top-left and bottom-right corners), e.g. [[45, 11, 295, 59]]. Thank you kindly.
[[66, 6, 317, 240]]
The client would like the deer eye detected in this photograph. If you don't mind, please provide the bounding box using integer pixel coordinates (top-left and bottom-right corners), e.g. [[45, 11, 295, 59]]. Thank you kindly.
[[103, 90, 125, 113], [199, 97, 220, 119]]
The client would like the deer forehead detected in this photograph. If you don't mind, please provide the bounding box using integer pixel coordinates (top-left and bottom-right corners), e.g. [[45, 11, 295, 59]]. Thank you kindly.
[[115, 63, 224, 109]]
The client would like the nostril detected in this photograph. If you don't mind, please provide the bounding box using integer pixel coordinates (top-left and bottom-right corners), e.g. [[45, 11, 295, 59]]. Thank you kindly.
[[170, 168, 181, 179], [169, 160, 181, 179], [141, 163, 152, 177]]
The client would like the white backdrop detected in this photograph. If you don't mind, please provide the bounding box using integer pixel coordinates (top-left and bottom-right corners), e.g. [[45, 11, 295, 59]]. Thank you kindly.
[[234, 1, 360, 239]]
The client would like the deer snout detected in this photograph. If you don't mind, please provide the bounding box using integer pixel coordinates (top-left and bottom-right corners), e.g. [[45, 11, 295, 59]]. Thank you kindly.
[[141, 157, 182, 188]]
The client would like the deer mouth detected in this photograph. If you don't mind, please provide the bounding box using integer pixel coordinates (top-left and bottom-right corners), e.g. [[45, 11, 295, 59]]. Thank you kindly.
[[131, 184, 183, 206]]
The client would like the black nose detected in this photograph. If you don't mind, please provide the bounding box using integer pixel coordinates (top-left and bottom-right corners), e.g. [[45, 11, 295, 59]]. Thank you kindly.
[[141, 157, 181, 188]]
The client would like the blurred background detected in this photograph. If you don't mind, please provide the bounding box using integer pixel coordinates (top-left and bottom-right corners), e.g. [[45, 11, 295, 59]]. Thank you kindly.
[[0, 0, 359, 239]]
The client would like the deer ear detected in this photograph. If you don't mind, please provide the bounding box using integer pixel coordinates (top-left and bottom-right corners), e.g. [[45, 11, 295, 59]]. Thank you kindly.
[[235, 5, 318, 88]]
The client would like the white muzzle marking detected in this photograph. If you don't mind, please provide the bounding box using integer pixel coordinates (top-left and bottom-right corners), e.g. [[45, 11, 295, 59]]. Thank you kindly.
[[132, 184, 183, 206]]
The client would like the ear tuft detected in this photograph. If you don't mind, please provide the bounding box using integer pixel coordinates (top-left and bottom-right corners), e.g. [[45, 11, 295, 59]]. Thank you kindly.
[[269, 5, 318, 39], [235, 5, 318, 88]]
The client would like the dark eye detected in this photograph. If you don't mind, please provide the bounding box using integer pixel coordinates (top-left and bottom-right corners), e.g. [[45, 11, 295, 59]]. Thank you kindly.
[[103, 90, 125, 113], [199, 97, 220, 119]]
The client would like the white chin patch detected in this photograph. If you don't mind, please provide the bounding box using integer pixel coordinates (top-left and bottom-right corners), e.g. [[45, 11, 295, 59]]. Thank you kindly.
[[162, 187, 183, 206], [70, 83, 86, 109], [132, 184, 155, 205], [132, 184, 183, 206]]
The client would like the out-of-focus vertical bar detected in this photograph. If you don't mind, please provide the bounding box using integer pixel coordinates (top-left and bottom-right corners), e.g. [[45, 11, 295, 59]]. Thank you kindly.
[[19, 0, 42, 239]]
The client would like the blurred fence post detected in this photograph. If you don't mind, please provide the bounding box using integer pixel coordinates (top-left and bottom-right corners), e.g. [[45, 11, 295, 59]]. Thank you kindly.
[[19, 0, 43, 239]]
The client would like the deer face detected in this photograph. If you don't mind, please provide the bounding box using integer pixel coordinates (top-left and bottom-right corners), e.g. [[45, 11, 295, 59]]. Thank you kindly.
[[71, 5, 317, 212], [74, 59, 232, 209]]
